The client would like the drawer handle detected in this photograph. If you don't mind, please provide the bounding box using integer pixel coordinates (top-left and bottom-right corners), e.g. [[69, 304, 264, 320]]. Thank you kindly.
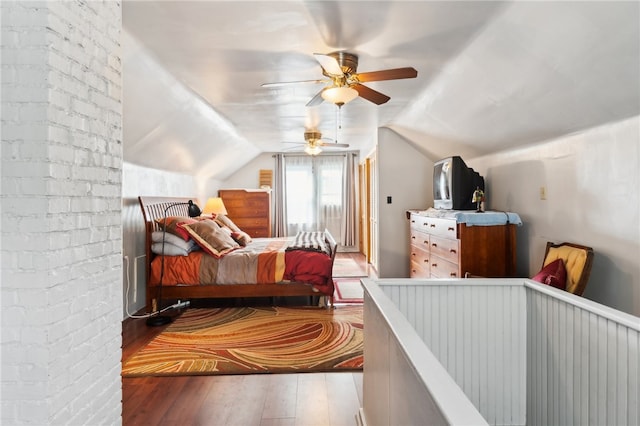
[[431, 243, 437, 247], [430, 224, 436, 228], [423, 259, 428, 263], [449, 249, 457, 254], [423, 240, 428, 244], [448, 227, 455, 231], [411, 235, 416, 240], [411, 253, 416, 257], [450, 272, 457, 277], [411, 220, 415, 223], [432, 263, 437, 267]]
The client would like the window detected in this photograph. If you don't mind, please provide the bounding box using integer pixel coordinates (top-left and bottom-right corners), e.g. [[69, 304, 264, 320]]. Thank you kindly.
[[284, 155, 344, 239]]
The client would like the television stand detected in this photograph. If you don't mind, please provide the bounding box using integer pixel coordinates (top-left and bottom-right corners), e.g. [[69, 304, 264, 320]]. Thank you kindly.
[[406, 208, 522, 278]]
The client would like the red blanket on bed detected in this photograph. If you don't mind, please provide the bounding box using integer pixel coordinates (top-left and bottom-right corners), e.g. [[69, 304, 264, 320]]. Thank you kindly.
[[149, 237, 333, 295]]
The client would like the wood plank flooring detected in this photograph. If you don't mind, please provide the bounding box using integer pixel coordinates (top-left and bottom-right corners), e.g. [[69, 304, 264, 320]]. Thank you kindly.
[[122, 253, 369, 426]]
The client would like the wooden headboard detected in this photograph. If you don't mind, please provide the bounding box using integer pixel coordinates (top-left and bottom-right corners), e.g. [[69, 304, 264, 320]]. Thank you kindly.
[[138, 196, 199, 275]]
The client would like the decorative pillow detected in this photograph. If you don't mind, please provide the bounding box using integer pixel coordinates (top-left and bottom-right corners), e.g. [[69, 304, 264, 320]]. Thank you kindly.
[[198, 213, 218, 221], [155, 216, 198, 241], [231, 230, 252, 247], [214, 214, 242, 233], [181, 219, 239, 258], [151, 231, 200, 253], [532, 258, 567, 289]]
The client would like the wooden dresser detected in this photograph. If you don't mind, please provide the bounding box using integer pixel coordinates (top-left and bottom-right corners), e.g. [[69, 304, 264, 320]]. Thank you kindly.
[[407, 209, 519, 278], [219, 189, 271, 238]]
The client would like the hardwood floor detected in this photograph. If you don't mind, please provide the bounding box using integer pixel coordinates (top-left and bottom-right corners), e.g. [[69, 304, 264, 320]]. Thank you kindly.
[[122, 253, 369, 426]]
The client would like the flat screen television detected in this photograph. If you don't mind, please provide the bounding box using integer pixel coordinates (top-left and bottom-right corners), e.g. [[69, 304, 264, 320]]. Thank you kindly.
[[433, 156, 485, 210]]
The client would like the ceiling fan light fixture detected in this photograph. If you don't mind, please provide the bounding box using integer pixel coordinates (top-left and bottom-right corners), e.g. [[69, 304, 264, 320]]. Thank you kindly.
[[321, 86, 358, 105], [305, 145, 322, 156]]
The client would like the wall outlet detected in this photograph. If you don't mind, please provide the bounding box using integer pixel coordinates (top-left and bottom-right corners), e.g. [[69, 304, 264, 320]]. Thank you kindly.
[[540, 186, 547, 200]]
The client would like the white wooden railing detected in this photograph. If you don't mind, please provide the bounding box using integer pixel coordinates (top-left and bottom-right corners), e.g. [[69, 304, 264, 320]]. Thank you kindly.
[[360, 278, 640, 426]]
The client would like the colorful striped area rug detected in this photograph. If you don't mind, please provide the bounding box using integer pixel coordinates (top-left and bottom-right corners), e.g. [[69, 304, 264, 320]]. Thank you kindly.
[[122, 306, 363, 377]]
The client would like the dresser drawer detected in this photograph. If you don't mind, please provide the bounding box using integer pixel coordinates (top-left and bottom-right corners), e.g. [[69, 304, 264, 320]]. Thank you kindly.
[[409, 229, 430, 251], [429, 235, 460, 264], [410, 244, 430, 277], [429, 255, 460, 278], [243, 227, 270, 238], [423, 217, 457, 240], [410, 259, 430, 278], [409, 213, 427, 231], [410, 213, 435, 232], [234, 217, 269, 229]]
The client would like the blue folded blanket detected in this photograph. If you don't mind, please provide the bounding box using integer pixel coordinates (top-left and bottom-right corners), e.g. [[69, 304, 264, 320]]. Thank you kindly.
[[422, 208, 523, 226]]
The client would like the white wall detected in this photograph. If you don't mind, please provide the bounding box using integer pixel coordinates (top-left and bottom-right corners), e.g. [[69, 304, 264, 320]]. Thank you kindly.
[[469, 116, 640, 316], [221, 153, 275, 189], [376, 128, 432, 278], [1, 1, 123, 423]]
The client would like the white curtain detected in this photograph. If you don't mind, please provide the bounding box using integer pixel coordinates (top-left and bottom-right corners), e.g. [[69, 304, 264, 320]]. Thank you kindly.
[[283, 154, 344, 241], [341, 153, 358, 246], [274, 153, 358, 246], [273, 154, 287, 237]]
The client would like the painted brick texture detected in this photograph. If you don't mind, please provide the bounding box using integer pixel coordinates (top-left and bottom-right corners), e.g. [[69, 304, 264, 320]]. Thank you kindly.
[[1, 1, 123, 424]]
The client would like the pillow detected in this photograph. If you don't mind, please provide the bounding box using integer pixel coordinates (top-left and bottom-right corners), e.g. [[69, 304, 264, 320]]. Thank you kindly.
[[151, 242, 190, 257], [155, 216, 198, 241], [181, 219, 239, 258], [151, 231, 200, 253], [532, 258, 567, 289], [214, 214, 242, 233], [231, 230, 252, 247]]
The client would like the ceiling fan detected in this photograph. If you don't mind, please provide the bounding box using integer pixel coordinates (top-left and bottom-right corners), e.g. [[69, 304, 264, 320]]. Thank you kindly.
[[263, 51, 418, 107], [285, 130, 349, 156]]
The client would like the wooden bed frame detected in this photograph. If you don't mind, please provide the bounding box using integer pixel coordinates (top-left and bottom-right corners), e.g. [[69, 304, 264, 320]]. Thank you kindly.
[[138, 196, 338, 311]]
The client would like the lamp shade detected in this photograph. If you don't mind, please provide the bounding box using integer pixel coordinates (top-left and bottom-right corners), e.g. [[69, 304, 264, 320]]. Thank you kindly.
[[321, 86, 358, 105], [186, 200, 202, 217], [202, 197, 228, 215]]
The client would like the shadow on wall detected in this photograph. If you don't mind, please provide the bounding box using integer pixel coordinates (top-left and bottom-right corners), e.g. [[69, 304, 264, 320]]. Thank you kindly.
[[483, 160, 547, 277], [586, 240, 635, 315]]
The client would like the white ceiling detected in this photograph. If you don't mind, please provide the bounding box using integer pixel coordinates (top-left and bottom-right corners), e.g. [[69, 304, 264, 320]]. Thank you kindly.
[[122, 1, 639, 181]]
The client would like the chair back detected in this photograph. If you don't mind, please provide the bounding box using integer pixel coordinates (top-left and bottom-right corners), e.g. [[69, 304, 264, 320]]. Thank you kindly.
[[542, 242, 594, 296]]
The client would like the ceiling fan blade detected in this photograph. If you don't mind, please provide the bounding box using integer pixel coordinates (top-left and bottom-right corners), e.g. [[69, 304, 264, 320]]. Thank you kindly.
[[313, 53, 344, 76], [306, 88, 326, 107], [353, 84, 390, 105], [355, 67, 418, 83], [261, 79, 327, 87], [319, 141, 350, 148]]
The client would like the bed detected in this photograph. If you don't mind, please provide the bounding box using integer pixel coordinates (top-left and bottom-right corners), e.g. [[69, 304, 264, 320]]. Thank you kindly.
[[138, 196, 337, 312]]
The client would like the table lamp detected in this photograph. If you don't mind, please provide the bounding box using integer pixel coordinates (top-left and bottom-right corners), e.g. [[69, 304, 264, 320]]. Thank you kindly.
[[202, 197, 228, 216]]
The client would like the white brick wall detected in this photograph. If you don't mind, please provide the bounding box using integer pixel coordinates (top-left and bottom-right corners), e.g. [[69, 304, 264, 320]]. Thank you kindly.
[[1, 1, 123, 424]]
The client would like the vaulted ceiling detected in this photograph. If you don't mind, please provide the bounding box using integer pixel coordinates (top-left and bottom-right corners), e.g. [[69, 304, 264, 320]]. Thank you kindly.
[[122, 1, 639, 181]]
